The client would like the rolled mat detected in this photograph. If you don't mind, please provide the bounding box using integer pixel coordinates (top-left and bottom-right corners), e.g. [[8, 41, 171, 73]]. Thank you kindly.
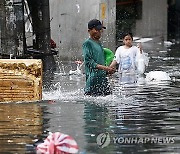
[[103, 48, 115, 66]]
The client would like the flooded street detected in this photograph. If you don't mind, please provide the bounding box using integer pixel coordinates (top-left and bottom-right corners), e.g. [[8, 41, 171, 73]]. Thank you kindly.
[[0, 42, 180, 153]]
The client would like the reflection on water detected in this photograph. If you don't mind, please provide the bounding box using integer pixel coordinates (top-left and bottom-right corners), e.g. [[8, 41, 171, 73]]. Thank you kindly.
[[0, 42, 180, 153], [0, 102, 42, 153]]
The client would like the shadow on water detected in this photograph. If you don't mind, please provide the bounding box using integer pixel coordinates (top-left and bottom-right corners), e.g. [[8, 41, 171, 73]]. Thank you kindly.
[[0, 42, 180, 153]]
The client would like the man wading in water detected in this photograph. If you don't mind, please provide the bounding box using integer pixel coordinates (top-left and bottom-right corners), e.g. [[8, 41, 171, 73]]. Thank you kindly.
[[82, 19, 115, 96]]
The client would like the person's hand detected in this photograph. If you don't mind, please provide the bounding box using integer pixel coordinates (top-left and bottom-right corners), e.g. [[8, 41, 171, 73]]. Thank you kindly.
[[106, 66, 116, 74]]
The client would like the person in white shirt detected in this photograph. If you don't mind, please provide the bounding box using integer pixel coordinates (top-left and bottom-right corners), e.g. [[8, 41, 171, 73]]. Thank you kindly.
[[110, 32, 148, 84]]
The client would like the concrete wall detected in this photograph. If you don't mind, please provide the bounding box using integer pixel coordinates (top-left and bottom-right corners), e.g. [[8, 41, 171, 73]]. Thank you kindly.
[[50, 0, 168, 61], [135, 0, 167, 40], [50, 0, 116, 61]]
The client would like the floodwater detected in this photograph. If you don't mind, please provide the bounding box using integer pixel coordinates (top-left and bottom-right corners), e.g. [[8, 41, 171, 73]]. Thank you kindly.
[[0, 41, 180, 154]]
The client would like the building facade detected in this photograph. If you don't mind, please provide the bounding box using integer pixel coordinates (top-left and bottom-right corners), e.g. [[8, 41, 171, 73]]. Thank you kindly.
[[49, 0, 116, 61], [49, 0, 177, 60], [0, 0, 179, 60]]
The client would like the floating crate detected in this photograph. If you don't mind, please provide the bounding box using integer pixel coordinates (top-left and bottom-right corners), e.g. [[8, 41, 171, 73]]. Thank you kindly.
[[0, 59, 42, 102]]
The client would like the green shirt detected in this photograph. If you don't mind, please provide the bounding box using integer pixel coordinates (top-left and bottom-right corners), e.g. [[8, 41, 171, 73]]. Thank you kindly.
[[82, 38, 111, 95]]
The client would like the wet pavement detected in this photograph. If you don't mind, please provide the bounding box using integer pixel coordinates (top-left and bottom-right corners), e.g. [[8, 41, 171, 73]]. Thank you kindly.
[[0, 41, 180, 153]]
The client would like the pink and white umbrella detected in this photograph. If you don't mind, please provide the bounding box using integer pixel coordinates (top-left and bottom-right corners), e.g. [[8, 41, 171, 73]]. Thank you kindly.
[[36, 132, 79, 154]]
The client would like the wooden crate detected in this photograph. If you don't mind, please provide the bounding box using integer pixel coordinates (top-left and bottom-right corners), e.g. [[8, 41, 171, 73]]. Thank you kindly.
[[0, 59, 42, 102]]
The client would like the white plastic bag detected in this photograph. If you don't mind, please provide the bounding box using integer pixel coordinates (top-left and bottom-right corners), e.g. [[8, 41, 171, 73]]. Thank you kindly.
[[136, 50, 149, 74]]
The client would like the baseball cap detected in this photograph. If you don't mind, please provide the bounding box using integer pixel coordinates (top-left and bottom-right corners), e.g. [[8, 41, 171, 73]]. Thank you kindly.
[[88, 19, 106, 30]]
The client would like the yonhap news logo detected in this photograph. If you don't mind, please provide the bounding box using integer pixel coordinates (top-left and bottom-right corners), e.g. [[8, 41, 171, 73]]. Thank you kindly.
[[96, 132, 111, 148], [113, 136, 175, 144], [96, 133, 175, 148]]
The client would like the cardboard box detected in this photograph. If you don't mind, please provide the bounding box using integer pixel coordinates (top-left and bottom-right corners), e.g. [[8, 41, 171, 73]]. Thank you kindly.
[[0, 59, 42, 102]]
